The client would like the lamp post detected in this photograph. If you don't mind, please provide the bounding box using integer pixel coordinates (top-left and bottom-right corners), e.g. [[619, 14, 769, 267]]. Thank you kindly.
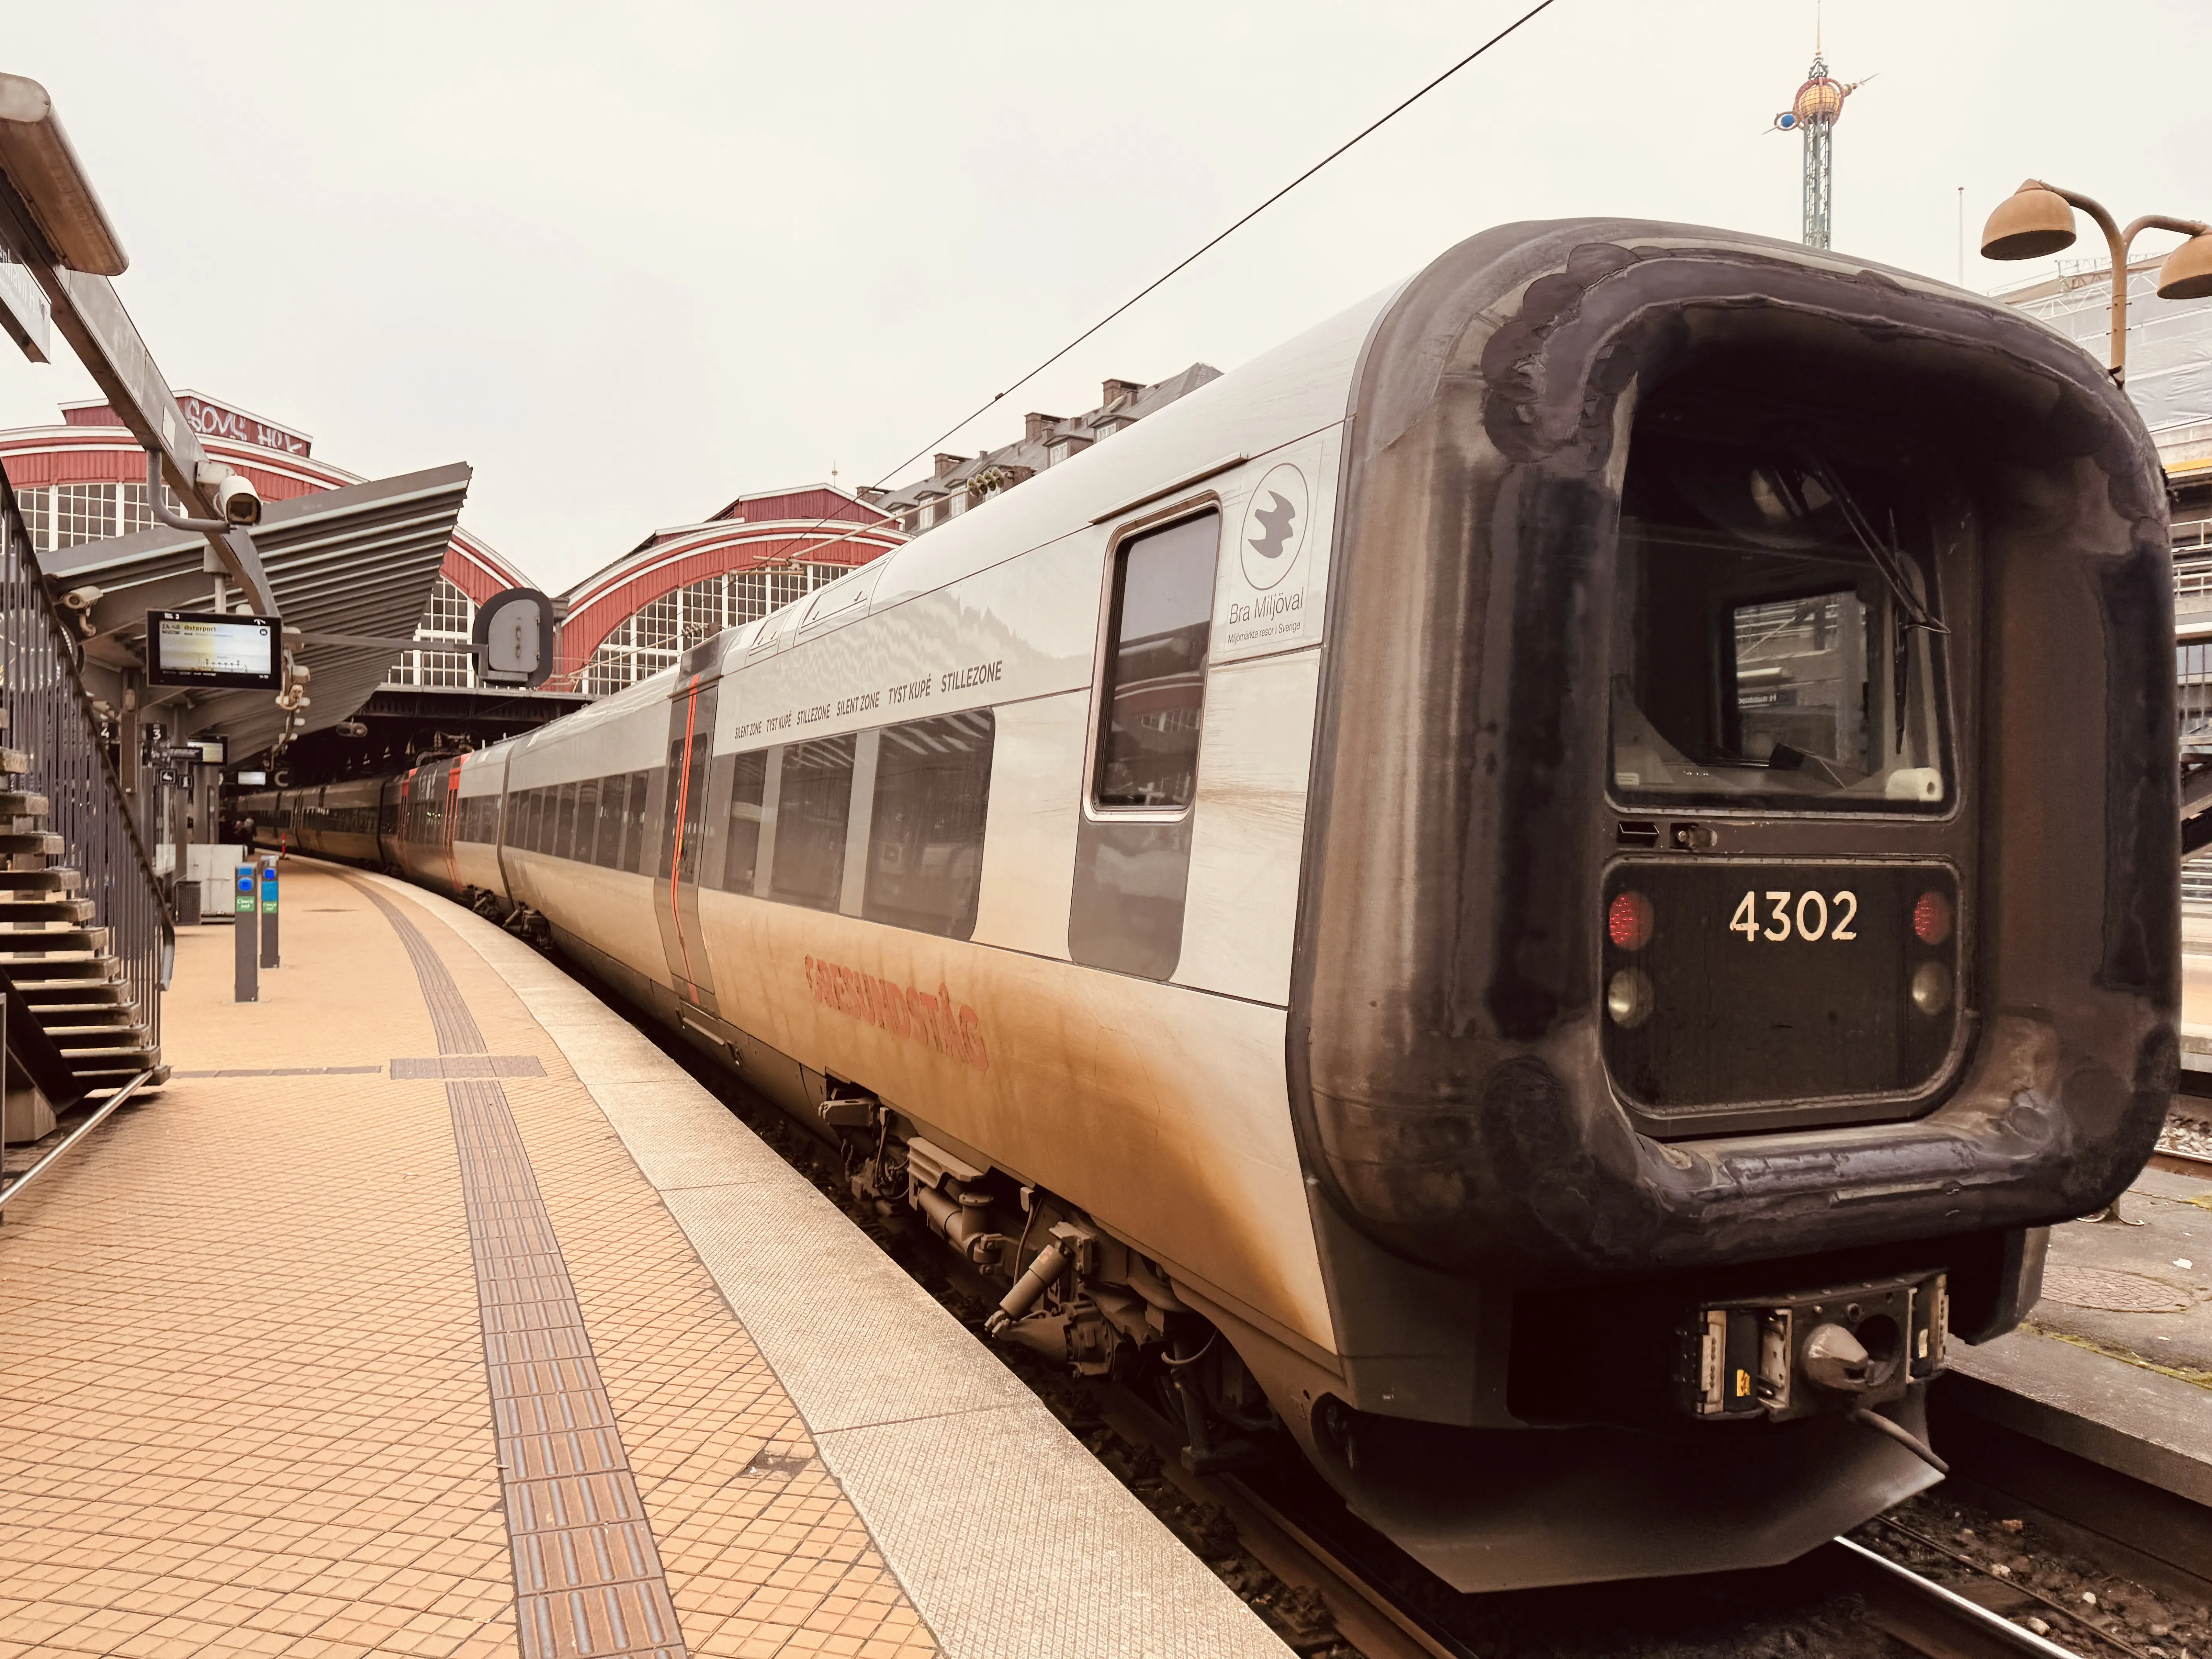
[[1981, 180, 2212, 386]]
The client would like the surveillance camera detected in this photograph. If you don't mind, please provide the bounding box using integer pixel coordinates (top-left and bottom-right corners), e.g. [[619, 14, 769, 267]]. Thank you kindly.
[[210, 473, 261, 526], [337, 719, 367, 737], [60, 585, 101, 611]]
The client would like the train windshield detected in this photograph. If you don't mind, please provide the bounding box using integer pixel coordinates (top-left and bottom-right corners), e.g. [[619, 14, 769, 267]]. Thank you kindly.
[[1610, 429, 1948, 811]]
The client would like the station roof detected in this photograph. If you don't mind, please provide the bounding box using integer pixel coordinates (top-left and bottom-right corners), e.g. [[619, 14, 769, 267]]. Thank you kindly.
[[46, 460, 471, 756]]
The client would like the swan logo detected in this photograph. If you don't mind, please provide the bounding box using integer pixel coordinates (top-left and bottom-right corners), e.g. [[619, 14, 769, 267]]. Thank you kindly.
[[1238, 462, 1309, 591]]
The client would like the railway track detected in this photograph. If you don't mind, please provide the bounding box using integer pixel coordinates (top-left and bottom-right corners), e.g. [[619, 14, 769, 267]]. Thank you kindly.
[[625, 975, 2212, 1659], [2150, 1097, 2212, 1178], [1089, 1376, 2128, 1659]]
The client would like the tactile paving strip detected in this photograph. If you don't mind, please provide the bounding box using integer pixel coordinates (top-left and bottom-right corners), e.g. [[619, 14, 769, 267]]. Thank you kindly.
[[352, 878, 689, 1659], [395, 1054, 551, 1079]]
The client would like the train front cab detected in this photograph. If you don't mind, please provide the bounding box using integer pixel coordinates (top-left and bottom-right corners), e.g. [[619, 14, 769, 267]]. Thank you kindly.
[[1280, 223, 2178, 1587]]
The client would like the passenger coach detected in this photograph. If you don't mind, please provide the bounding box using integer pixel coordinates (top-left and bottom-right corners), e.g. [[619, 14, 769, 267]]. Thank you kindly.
[[245, 218, 2178, 1589]]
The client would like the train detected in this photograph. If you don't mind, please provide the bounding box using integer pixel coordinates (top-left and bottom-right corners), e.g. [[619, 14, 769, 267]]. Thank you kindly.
[[239, 217, 2178, 1591]]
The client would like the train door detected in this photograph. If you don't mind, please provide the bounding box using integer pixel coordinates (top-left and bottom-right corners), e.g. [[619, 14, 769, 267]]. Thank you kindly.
[[1069, 508, 1222, 978], [442, 761, 464, 894], [654, 669, 722, 1013]]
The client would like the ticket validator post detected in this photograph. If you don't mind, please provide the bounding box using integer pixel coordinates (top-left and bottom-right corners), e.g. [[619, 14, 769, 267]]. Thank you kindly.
[[258, 859, 278, 970], [234, 865, 258, 1003]]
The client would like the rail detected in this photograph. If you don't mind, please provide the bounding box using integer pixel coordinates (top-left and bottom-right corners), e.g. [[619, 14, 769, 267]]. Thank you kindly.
[[1834, 1536, 2088, 1658], [0, 479, 171, 1061]]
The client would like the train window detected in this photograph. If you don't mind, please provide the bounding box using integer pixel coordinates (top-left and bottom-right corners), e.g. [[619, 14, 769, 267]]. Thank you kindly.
[[1610, 434, 1948, 811], [611, 776, 631, 868], [608, 775, 632, 869], [724, 751, 768, 893], [576, 777, 601, 864], [1094, 511, 1219, 811], [769, 735, 855, 910], [555, 781, 578, 859], [589, 776, 613, 868], [661, 726, 714, 888], [864, 711, 993, 938], [620, 771, 649, 873]]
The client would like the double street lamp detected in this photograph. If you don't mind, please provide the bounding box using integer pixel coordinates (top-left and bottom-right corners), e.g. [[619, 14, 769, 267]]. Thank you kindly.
[[1981, 180, 2212, 385]]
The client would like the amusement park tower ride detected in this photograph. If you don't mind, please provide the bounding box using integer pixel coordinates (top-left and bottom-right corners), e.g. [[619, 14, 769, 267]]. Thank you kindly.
[[1773, 51, 1865, 249]]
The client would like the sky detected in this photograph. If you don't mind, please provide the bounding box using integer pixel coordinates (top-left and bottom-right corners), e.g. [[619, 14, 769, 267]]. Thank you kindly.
[[2, 0, 2208, 592]]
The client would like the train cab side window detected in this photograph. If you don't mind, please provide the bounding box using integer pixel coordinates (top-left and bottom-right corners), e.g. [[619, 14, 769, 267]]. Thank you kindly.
[[769, 736, 855, 910], [724, 751, 768, 893], [1611, 430, 1948, 811], [1094, 511, 1219, 811], [864, 711, 993, 939]]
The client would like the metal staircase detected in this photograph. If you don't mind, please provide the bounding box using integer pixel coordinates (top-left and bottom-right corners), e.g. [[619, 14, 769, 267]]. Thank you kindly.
[[0, 478, 172, 1180]]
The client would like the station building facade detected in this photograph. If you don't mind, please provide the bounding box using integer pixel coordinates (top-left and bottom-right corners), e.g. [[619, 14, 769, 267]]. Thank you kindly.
[[863, 366, 1218, 538], [3, 362, 1216, 713], [0, 392, 530, 691], [558, 486, 899, 695]]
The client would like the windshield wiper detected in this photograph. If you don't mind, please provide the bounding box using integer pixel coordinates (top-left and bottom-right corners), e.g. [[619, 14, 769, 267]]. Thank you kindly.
[[1799, 448, 1947, 636]]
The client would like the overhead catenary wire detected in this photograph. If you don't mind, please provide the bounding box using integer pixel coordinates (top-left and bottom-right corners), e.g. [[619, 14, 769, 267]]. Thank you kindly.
[[726, 0, 1567, 580]]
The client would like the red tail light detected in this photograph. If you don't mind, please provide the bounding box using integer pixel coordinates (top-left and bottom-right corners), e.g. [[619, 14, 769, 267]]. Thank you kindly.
[[1609, 890, 1655, 951], [1912, 891, 1952, 946]]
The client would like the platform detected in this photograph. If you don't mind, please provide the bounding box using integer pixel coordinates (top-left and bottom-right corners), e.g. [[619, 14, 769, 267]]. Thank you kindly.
[[1944, 891, 2212, 1494], [0, 860, 1288, 1659]]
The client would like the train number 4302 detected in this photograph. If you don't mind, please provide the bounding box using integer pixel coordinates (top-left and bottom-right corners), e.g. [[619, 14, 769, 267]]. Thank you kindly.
[[1728, 889, 1858, 943]]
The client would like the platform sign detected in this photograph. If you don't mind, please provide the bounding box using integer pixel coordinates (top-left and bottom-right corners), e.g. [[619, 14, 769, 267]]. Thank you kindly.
[[258, 860, 278, 970], [234, 865, 257, 1003]]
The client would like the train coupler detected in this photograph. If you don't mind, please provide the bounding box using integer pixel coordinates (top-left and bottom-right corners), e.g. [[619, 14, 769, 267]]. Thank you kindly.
[[1675, 1269, 1947, 1423]]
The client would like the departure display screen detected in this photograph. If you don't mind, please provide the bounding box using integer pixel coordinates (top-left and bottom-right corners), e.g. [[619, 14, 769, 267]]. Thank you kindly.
[[146, 611, 280, 690]]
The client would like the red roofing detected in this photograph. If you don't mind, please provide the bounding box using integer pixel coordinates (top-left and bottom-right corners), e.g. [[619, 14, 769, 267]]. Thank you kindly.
[[556, 520, 900, 677], [709, 486, 884, 526]]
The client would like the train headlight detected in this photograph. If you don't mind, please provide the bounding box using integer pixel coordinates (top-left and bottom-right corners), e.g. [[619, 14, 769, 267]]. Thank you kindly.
[[1912, 891, 1952, 946], [1606, 969, 1654, 1028], [1909, 961, 1953, 1016], [1607, 890, 1654, 951]]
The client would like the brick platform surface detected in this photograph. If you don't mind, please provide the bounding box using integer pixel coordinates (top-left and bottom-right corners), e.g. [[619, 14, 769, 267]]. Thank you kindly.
[[0, 862, 937, 1659]]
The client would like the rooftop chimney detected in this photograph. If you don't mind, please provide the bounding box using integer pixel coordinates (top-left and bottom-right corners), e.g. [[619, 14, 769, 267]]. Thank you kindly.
[[1023, 412, 1061, 445], [932, 453, 968, 481], [1101, 378, 1144, 408]]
